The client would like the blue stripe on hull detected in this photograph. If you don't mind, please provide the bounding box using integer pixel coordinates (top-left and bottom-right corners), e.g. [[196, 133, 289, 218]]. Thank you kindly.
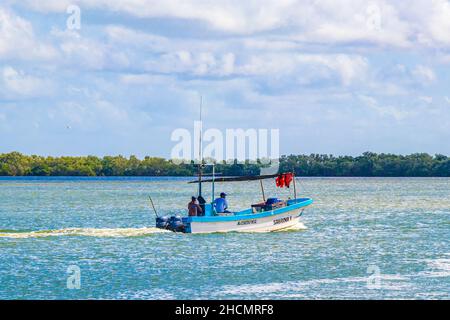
[[184, 198, 313, 223]]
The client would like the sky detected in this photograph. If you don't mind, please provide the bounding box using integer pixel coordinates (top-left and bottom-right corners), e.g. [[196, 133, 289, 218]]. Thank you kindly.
[[0, 0, 450, 158]]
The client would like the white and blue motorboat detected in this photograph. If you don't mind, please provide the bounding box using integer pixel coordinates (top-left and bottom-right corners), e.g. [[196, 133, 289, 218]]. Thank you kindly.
[[155, 172, 313, 234]]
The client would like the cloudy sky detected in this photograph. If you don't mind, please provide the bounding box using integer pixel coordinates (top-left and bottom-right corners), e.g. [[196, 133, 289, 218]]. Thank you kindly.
[[1, 0, 450, 157]]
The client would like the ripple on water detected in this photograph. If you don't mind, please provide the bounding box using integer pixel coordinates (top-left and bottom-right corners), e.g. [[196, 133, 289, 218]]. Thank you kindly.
[[0, 177, 449, 299]]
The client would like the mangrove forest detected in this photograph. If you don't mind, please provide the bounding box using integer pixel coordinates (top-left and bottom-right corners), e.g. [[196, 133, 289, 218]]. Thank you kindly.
[[0, 152, 449, 177]]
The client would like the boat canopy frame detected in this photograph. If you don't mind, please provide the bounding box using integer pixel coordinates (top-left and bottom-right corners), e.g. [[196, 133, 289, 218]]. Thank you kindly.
[[189, 171, 297, 204], [188, 173, 280, 184]]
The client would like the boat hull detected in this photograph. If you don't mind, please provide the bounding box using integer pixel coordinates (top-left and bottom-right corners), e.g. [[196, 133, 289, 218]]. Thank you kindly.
[[156, 198, 313, 234], [189, 207, 306, 234]]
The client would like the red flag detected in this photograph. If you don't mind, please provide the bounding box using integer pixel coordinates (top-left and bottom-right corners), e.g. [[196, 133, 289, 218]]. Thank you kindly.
[[276, 173, 294, 188], [284, 173, 293, 188], [275, 174, 285, 187]]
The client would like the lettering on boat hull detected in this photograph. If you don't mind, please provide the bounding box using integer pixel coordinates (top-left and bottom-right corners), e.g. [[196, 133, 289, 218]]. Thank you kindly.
[[273, 216, 292, 225], [237, 219, 257, 226]]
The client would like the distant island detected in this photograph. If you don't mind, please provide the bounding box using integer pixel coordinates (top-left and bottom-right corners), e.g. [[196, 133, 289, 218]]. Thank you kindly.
[[0, 152, 449, 177]]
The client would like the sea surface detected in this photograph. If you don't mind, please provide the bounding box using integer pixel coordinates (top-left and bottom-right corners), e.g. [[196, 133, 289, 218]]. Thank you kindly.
[[0, 177, 449, 299]]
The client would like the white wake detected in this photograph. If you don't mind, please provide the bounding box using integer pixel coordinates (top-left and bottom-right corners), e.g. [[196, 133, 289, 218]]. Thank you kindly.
[[0, 227, 170, 239]]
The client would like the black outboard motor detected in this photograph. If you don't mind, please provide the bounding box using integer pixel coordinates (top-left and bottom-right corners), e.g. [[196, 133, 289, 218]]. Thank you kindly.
[[169, 215, 185, 232], [156, 216, 170, 229]]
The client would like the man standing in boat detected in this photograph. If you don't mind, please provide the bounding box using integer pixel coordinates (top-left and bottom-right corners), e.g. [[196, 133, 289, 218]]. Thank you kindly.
[[214, 192, 230, 214], [188, 196, 203, 216]]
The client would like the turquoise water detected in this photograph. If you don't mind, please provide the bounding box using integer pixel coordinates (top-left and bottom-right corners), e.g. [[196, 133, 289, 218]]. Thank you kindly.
[[0, 177, 449, 299]]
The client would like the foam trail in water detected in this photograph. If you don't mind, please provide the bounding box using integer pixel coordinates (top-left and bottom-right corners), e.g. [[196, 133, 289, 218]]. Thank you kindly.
[[0, 223, 307, 238], [278, 222, 308, 231], [0, 227, 170, 239], [239, 222, 308, 233]]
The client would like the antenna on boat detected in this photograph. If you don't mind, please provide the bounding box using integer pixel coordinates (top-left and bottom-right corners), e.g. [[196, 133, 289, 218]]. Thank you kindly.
[[148, 195, 159, 218]]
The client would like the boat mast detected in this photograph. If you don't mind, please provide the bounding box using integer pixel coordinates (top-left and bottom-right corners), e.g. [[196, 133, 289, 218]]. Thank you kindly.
[[198, 95, 203, 198], [292, 169, 297, 200], [260, 179, 266, 202], [211, 164, 215, 203]]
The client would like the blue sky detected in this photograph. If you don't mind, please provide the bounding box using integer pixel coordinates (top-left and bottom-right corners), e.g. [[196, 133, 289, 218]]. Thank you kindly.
[[1, 0, 450, 157]]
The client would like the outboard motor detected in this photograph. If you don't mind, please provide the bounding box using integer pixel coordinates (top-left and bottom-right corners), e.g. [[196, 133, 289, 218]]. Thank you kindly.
[[156, 216, 170, 229], [169, 215, 185, 232]]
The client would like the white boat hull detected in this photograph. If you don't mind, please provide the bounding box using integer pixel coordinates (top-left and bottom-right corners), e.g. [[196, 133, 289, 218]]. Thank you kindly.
[[189, 208, 305, 234]]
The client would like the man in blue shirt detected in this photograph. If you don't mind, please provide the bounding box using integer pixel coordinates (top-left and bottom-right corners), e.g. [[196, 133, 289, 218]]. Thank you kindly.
[[214, 192, 230, 213]]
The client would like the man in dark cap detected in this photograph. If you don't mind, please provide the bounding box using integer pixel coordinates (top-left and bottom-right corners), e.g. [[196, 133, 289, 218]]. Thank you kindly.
[[214, 192, 230, 214]]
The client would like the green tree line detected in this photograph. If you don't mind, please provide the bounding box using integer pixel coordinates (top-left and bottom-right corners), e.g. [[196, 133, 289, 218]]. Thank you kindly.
[[0, 151, 449, 177]]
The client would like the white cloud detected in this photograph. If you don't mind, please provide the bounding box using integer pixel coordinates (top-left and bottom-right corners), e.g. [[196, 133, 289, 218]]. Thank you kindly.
[[220, 53, 235, 76], [1, 66, 53, 97], [406, 0, 450, 46], [444, 96, 450, 104], [235, 53, 368, 86], [358, 94, 413, 120], [288, 0, 411, 47], [47, 27, 135, 71], [299, 54, 368, 86], [419, 96, 433, 104], [105, 25, 169, 52], [51, 29, 107, 70], [35, 22, 367, 83], [138, 49, 368, 86], [16, 0, 295, 34], [3, 0, 427, 48], [412, 65, 436, 84], [0, 7, 57, 60], [15, 0, 450, 49], [2, 1, 450, 155]]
